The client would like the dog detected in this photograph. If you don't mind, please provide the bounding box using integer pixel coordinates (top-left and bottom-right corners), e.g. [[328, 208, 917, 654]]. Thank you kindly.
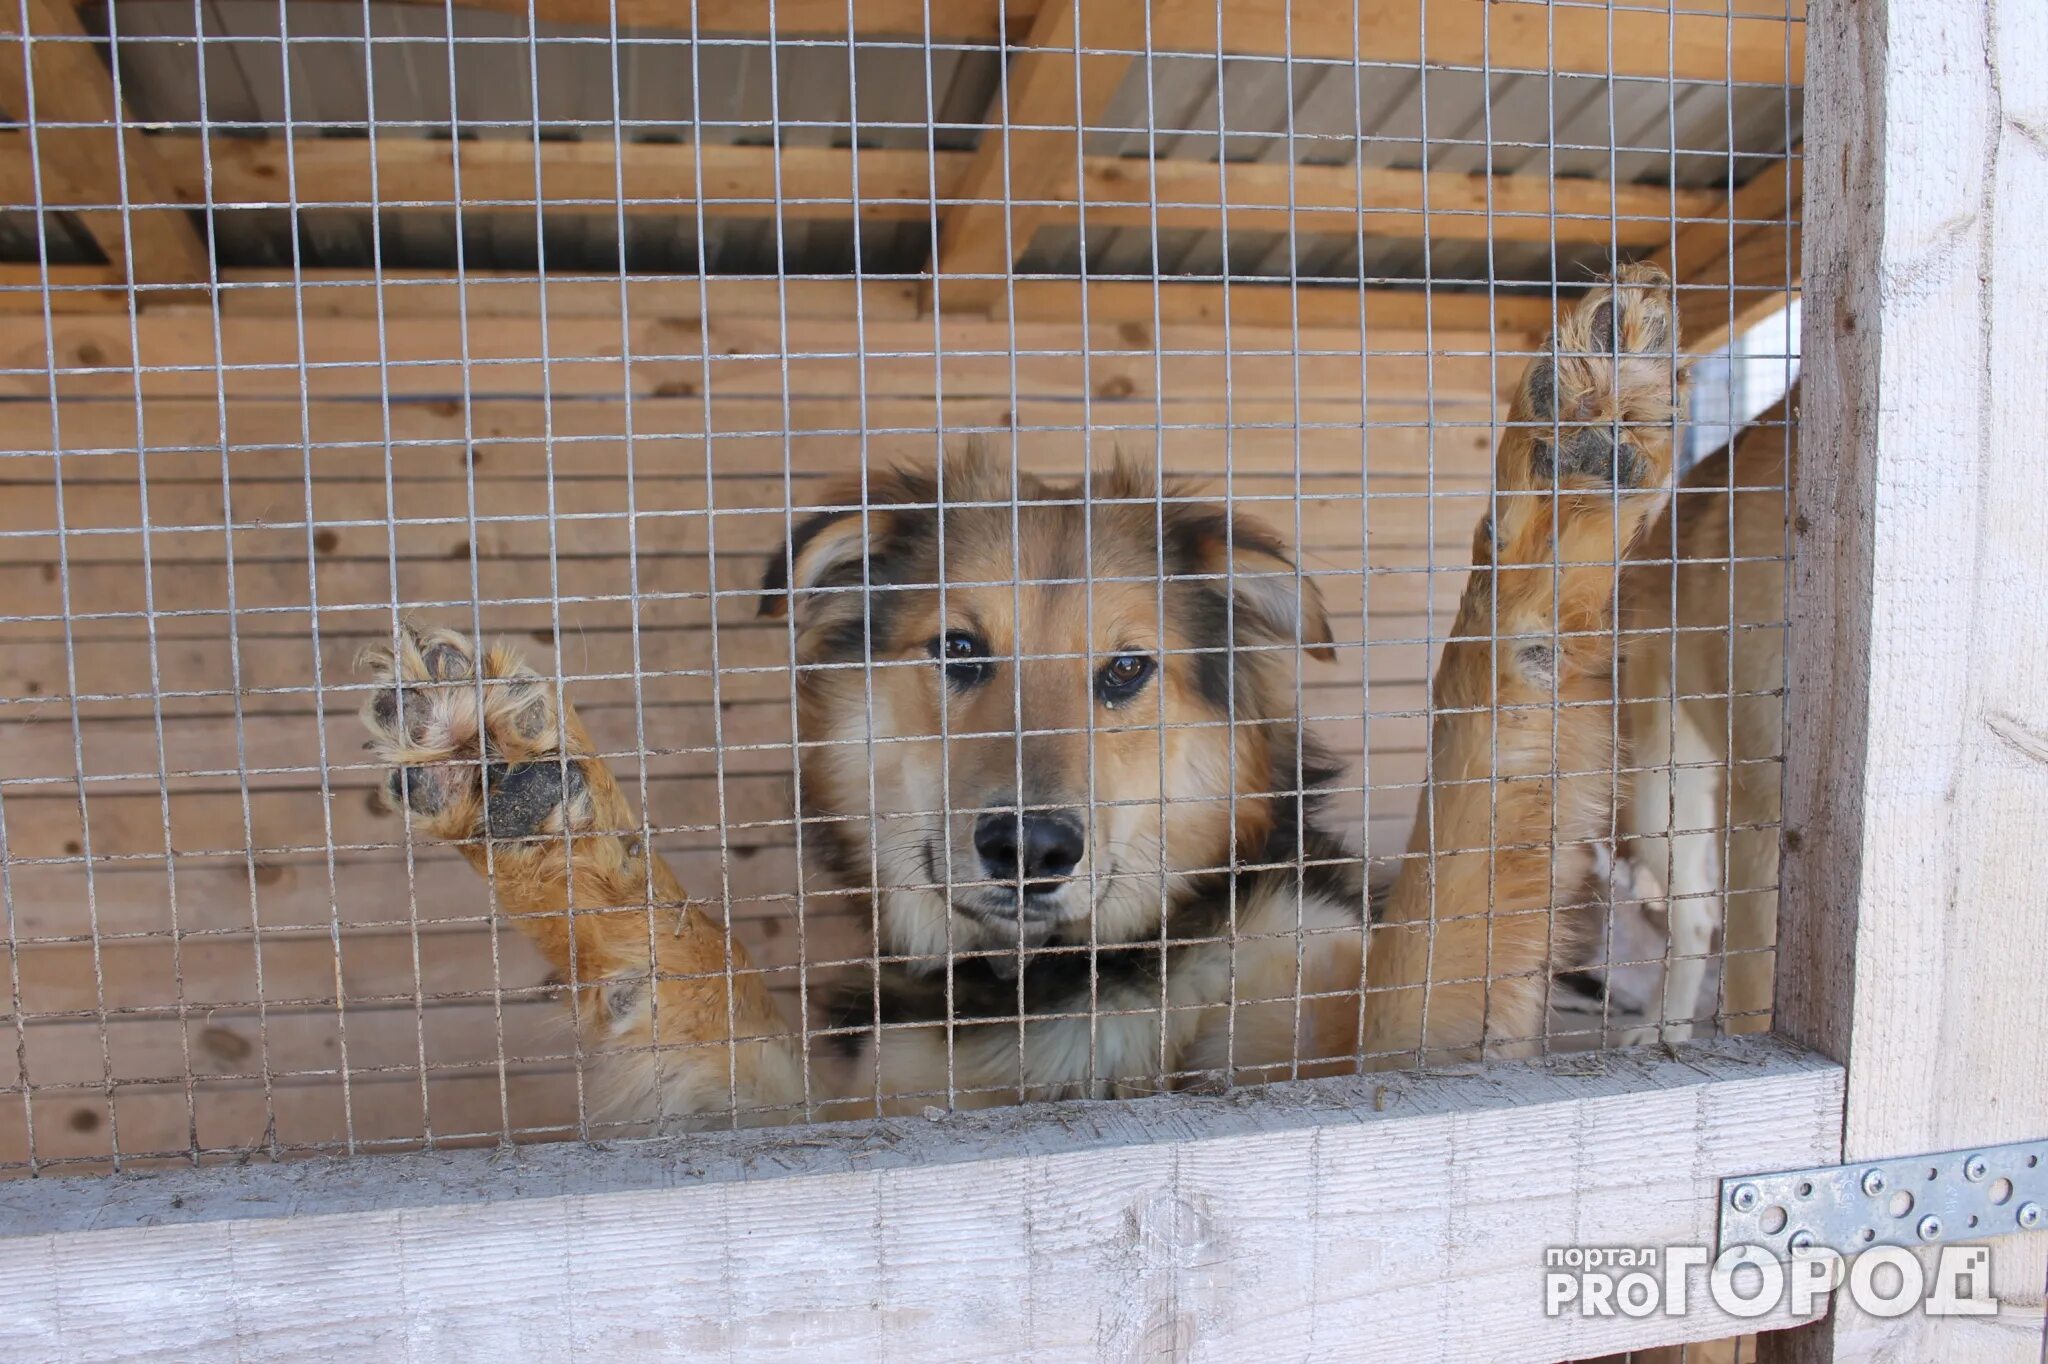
[[358, 265, 1685, 1126], [1618, 389, 1792, 1039]]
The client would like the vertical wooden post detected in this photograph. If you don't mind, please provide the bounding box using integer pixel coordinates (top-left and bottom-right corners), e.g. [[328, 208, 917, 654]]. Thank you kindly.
[[1768, 0, 2048, 1359]]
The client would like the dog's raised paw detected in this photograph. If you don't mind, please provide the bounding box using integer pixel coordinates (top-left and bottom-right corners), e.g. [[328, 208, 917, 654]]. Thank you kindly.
[[1513, 263, 1682, 496], [358, 621, 595, 845]]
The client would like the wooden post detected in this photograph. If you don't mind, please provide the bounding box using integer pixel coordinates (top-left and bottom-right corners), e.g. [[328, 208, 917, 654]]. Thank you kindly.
[[1767, 0, 2048, 1359]]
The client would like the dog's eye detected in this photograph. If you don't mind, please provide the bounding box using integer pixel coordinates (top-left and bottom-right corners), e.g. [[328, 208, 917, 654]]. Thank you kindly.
[[1096, 653, 1156, 706], [929, 631, 991, 687]]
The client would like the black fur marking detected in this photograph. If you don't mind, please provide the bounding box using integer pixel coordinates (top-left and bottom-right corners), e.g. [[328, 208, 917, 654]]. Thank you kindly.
[[371, 688, 399, 730], [1613, 441, 1645, 488], [482, 760, 585, 839], [1525, 359, 1557, 422], [1183, 587, 1235, 710], [758, 505, 858, 616]]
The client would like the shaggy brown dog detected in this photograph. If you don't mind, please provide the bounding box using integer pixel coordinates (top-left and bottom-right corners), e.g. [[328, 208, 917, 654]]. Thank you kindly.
[[359, 265, 1684, 1124]]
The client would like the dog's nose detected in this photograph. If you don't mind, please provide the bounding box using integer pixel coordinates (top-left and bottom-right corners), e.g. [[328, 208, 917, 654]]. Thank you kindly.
[[974, 808, 1085, 886]]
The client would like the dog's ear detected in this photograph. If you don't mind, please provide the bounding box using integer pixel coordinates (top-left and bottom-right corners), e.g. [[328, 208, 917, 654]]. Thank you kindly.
[[758, 499, 873, 619], [1228, 536, 1336, 664], [1171, 508, 1336, 663]]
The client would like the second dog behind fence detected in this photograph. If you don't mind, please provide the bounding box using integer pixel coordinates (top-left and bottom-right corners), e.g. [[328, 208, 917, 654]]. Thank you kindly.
[[1620, 391, 1793, 1039], [358, 265, 1687, 1128]]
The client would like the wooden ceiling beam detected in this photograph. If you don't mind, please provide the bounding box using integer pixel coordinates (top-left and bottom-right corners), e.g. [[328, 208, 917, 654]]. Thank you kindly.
[[7, 130, 1725, 249], [0, 0, 210, 283], [924, 0, 1161, 314]]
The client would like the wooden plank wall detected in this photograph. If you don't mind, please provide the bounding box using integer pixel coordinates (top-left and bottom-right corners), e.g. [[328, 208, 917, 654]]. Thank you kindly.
[[0, 291, 1518, 1171], [0, 0, 1804, 1176]]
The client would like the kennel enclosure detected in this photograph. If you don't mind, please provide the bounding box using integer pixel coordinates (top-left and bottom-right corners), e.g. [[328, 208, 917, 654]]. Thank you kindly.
[[0, 1, 2043, 1360]]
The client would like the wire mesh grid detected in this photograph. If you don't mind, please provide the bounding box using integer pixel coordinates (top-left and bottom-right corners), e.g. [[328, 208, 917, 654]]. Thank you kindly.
[[0, 0, 1802, 1174]]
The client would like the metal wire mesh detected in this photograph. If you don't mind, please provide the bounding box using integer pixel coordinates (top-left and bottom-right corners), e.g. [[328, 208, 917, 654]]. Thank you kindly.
[[0, 0, 1801, 1175]]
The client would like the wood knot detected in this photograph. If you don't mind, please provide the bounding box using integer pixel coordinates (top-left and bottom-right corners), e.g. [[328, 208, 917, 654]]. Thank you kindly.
[[200, 1026, 253, 1063]]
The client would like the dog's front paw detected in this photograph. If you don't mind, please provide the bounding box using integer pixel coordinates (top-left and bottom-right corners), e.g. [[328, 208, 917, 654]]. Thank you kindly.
[[1513, 263, 1683, 497], [358, 621, 597, 846]]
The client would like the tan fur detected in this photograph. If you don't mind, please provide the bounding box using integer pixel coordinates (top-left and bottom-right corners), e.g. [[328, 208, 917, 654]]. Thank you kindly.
[[360, 266, 1687, 1114], [357, 625, 802, 1125], [1618, 391, 1791, 1037], [1365, 264, 1689, 1065], [769, 454, 1317, 965]]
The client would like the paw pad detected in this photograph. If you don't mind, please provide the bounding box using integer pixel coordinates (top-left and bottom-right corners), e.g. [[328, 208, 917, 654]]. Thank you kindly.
[[358, 621, 592, 846]]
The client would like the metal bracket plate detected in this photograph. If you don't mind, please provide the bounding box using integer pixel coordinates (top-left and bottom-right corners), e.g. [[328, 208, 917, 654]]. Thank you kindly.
[[1719, 1138, 2047, 1259]]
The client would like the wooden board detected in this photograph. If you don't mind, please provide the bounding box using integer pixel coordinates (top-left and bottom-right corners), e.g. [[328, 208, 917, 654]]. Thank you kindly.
[[0, 1037, 1843, 1362], [0, 131, 1714, 249]]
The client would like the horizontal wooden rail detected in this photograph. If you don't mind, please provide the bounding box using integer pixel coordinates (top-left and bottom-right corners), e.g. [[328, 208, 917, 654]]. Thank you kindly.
[[0, 1037, 1843, 1362], [0, 133, 1718, 249], [0, 266, 1565, 336]]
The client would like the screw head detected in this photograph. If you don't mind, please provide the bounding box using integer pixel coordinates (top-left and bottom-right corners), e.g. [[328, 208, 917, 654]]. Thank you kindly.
[[2019, 1202, 2044, 1231], [1861, 1169, 1888, 1197], [1787, 1230, 1816, 1253], [1731, 1183, 1761, 1213], [1916, 1215, 1943, 1242], [1963, 1155, 1988, 1182]]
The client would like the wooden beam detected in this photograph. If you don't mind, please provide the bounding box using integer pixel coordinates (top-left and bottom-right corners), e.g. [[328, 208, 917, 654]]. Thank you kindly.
[[1766, 1, 2048, 1360], [134, 135, 950, 223], [1653, 152, 1803, 353], [209, 270, 925, 322], [0, 1039, 1842, 1361], [1189, 0, 1805, 86], [999, 277, 1556, 339], [0, 305, 1524, 405], [0, 262, 127, 312], [374, 0, 1034, 42], [1074, 155, 1722, 245], [926, 0, 1161, 313], [3, 131, 1719, 250], [0, 263, 1552, 337], [0, 0, 209, 283]]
